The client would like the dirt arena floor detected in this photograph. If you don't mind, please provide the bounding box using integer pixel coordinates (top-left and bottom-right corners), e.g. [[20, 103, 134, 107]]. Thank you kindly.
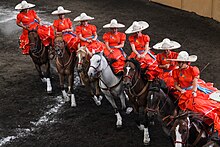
[[0, 0, 220, 146]]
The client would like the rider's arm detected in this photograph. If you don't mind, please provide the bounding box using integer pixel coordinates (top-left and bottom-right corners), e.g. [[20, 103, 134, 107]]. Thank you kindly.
[[114, 41, 125, 49], [192, 76, 199, 93], [105, 41, 112, 52], [131, 43, 140, 56], [143, 42, 150, 56], [16, 21, 28, 29], [174, 81, 185, 93]]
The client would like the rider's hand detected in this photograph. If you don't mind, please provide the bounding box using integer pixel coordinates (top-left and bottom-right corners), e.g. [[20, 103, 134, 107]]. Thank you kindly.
[[165, 64, 170, 69], [140, 54, 145, 58], [137, 54, 141, 58], [181, 89, 186, 94], [192, 91, 197, 97], [110, 49, 114, 53], [86, 40, 92, 43]]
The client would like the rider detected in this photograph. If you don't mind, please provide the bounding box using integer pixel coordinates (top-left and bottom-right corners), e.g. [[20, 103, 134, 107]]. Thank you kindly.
[[74, 13, 103, 56], [52, 6, 79, 53], [15, 0, 54, 55], [125, 21, 161, 81], [102, 19, 126, 75], [153, 38, 180, 90], [168, 51, 220, 140]]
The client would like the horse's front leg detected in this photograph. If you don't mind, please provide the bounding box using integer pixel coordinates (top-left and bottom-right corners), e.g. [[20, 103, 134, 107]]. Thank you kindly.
[[143, 110, 151, 145], [67, 73, 76, 107], [59, 74, 69, 102], [91, 79, 102, 106], [44, 61, 52, 94], [104, 93, 122, 128], [35, 64, 44, 81], [118, 89, 133, 114]]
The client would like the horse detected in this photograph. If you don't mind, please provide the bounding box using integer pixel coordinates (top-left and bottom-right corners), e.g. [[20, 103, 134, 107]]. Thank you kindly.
[[76, 46, 102, 105], [28, 27, 52, 94], [170, 111, 217, 147], [123, 58, 173, 145], [88, 52, 128, 128], [54, 36, 77, 107]]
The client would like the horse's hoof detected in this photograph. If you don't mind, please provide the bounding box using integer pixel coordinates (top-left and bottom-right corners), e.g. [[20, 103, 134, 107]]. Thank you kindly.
[[98, 95, 103, 101], [143, 141, 150, 146], [95, 101, 101, 106], [71, 94, 76, 107], [126, 107, 133, 114], [64, 96, 70, 102], [116, 125, 122, 129], [41, 78, 47, 83], [47, 90, 52, 95]]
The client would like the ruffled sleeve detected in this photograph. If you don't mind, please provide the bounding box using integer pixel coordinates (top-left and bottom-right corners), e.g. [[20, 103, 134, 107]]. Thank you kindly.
[[143, 35, 150, 43], [102, 33, 109, 42], [191, 66, 200, 77], [66, 18, 73, 28], [128, 35, 135, 44], [53, 20, 59, 29], [75, 26, 81, 35], [16, 13, 22, 24], [120, 33, 126, 42], [91, 25, 97, 34]]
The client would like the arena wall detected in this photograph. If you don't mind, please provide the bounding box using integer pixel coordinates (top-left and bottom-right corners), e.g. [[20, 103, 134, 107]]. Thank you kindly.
[[151, 0, 220, 22]]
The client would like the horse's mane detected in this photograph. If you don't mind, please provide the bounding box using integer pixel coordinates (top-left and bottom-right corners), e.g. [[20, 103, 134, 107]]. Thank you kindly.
[[126, 58, 141, 72]]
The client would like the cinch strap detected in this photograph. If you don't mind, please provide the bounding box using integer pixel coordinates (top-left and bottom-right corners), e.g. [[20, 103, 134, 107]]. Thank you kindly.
[[183, 85, 213, 94]]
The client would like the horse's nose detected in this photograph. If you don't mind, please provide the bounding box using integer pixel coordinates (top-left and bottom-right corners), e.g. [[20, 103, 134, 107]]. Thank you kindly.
[[123, 81, 131, 89]]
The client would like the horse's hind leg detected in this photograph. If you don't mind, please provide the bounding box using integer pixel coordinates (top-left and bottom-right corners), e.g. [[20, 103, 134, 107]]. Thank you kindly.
[[59, 74, 69, 102]]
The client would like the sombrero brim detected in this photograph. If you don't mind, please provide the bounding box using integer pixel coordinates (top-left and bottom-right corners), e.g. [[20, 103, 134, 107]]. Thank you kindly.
[[125, 21, 149, 34], [73, 16, 94, 21], [51, 10, 71, 15], [15, 3, 35, 10], [153, 41, 181, 50], [103, 23, 125, 28], [167, 55, 197, 62]]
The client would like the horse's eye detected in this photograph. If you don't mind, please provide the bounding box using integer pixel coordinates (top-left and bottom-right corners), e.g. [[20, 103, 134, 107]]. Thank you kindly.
[[97, 60, 101, 63]]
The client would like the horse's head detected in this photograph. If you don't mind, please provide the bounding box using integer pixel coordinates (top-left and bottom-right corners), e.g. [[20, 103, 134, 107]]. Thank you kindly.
[[76, 46, 88, 72], [88, 52, 105, 78], [28, 27, 39, 53], [170, 113, 190, 147], [54, 36, 65, 57], [123, 59, 141, 89]]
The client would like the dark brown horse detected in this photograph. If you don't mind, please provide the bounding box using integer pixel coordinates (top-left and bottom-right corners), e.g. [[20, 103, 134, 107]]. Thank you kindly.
[[54, 36, 77, 107], [28, 28, 52, 94], [76, 46, 102, 105]]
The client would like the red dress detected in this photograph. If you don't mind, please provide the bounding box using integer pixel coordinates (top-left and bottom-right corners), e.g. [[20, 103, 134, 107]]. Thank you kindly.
[[53, 18, 79, 52], [157, 51, 179, 89], [103, 32, 126, 74], [128, 34, 161, 80], [16, 10, 54, 54], [173, 66, 220, 132]]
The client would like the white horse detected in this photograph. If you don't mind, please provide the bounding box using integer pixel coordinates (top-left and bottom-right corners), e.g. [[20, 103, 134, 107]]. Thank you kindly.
[[88, 52, 128, 128]]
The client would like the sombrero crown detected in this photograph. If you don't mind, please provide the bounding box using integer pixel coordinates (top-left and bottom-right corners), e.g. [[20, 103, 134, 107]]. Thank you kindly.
[[153, 38, 181, 50], [51, 6, 71, 15], [167, 51, 197, 62], [73, 13, 94, 21], [103, 19, 125, 28]]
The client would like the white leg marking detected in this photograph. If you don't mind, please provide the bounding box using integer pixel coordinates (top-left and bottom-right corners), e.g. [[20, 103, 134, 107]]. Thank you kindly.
[[143, 127, 150, 145], [115, 112, 122, 127], [62, 90, 69, 102], [46, 78, 52, 93], [137, 124, 145, 131], [41, 77, 47, 83], [71, 94, 76, 107], [175, 125, 182, 147], [92, 95, 101, 106]]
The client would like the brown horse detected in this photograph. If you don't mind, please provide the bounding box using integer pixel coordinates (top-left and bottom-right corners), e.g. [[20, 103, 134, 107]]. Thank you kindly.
[[28, 28, 52, 94], [54, 36, 77, 107], [76, 46, 102, 105], [123, 58, 177, 145]]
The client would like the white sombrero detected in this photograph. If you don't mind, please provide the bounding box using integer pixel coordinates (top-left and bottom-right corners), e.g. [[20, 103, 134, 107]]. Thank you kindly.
[[103, 19, 125, 28], [167, 51, 197, 62], [15, 1, 35, 10], [73, 13, 94, 21], [209, 91, 220, 102], [153, 38, 181, 50], [51, 6, 71, 15], [125, 21, 149, 34]]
